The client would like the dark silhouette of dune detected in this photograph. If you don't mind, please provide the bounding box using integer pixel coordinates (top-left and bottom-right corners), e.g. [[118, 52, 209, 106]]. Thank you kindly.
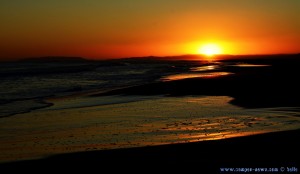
[[19, 56, 89, 63]]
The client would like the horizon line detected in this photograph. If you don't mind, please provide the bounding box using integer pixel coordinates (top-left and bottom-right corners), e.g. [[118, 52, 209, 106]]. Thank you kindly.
[[1, 53, 300, 62]]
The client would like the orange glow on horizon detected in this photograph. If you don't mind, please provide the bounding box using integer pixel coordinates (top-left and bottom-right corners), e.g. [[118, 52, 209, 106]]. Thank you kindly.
[[182, 41, 234, 57], [0, 1, 299, 60], [198, 43, 222, 56]]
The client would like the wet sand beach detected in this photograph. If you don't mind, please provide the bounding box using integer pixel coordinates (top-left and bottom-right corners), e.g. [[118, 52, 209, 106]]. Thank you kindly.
[[1, 55, 300, 172]]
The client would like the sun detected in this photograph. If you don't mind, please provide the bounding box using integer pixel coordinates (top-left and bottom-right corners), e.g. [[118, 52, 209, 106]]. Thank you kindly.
[[198, 43, 222, 56]]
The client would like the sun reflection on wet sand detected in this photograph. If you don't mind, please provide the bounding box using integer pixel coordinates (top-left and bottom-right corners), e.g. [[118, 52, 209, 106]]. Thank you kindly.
[[161, 72, 232, 81], [190, 65, 218, 71], [229, 64, 271, 67]]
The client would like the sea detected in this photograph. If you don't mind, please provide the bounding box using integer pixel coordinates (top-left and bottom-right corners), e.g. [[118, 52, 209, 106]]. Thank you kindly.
[[0, 58, 190, 117]]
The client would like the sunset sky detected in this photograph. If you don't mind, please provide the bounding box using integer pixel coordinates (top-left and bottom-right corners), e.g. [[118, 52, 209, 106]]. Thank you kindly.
[[1, 0, 299, 60]]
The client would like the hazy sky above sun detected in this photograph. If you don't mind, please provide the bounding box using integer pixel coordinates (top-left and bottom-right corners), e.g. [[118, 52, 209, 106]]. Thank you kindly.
[[1, 0, 300, 60]]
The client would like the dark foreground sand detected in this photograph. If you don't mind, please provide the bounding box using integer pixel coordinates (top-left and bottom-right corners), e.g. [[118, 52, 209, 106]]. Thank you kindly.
[[1, 129, 299, 172]]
